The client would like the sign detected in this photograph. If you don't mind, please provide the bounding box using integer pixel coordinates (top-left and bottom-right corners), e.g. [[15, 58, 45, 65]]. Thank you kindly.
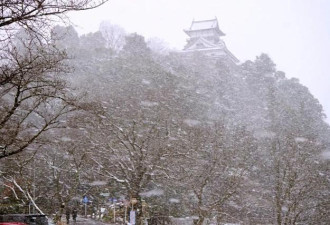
[[131, 198, 138, 205], [109, 197, 117, 203], [130, 210, 136, 225], [83, 196, 88, 203], [109, 198, 117, 204]]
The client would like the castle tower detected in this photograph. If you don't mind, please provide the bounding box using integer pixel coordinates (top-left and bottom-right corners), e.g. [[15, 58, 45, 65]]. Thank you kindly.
[[183, 18, 238, 63]]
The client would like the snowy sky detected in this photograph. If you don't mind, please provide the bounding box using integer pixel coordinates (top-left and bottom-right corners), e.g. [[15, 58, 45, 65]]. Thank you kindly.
[[68, 0, 330, 123]]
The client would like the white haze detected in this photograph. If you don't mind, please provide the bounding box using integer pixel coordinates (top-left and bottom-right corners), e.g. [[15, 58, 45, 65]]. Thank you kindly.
[[68, 0, 330, 123]]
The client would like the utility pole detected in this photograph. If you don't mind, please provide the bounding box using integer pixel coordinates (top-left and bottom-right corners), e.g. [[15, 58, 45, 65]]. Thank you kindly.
[[33, 157, 36, 214]]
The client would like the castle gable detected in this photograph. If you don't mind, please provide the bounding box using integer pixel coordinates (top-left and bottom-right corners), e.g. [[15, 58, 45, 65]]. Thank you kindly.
[[182, 18, 238, 63]]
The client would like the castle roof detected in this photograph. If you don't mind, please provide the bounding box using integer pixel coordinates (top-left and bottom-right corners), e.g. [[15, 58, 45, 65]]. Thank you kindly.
[[184, 37, 223, 50], [184, 18, 225, 36], [182, 18, 238, 63], [183, 37, 239, 63]]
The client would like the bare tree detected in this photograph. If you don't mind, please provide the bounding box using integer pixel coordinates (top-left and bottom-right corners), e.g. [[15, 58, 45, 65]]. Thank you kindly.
[[0, 0, 108, 30], [99, 21, 126, 53], [0, 136, 90, 215], [0, 0, 109, 159], [89, 118, 175, 199], [177, 123, 256, 225], [0, 38, 77, 158], [0, 105, 101, 215], [263, 135, 330, 225], [249, 59, 330, 225]]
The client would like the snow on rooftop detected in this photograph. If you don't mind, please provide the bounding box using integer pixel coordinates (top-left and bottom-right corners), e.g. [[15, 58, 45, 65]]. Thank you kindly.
[[190, 19, 218, 30]]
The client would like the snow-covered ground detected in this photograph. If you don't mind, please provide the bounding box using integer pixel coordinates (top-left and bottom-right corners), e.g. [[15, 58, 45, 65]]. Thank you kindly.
[[48, 216, 112, 225]]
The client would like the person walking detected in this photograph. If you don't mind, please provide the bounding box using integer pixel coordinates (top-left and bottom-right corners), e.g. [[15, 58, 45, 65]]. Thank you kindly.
[[66, 207, 71, 224], [72, 208, 78, 224]]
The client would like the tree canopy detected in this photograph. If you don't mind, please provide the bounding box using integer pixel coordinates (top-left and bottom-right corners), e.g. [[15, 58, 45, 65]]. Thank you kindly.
[[1, 21, 329, 224]]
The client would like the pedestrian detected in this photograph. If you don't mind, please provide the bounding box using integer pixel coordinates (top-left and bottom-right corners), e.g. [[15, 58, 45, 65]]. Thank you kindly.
[[92, 206, 97, 218], [66, 207, 71, 224], [72, 208, 78, 224]]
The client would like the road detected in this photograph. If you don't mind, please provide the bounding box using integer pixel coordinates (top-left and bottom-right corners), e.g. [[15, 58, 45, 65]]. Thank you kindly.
[[49, 216, 122, 225], [74, 216, 123, 225]]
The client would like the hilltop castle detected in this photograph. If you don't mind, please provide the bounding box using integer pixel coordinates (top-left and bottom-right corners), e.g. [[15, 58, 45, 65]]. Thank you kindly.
[[183, 18, 238, 63]]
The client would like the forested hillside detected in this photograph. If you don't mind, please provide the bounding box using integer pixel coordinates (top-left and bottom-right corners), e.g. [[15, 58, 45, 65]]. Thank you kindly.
[[1, 23, 329, 225]]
